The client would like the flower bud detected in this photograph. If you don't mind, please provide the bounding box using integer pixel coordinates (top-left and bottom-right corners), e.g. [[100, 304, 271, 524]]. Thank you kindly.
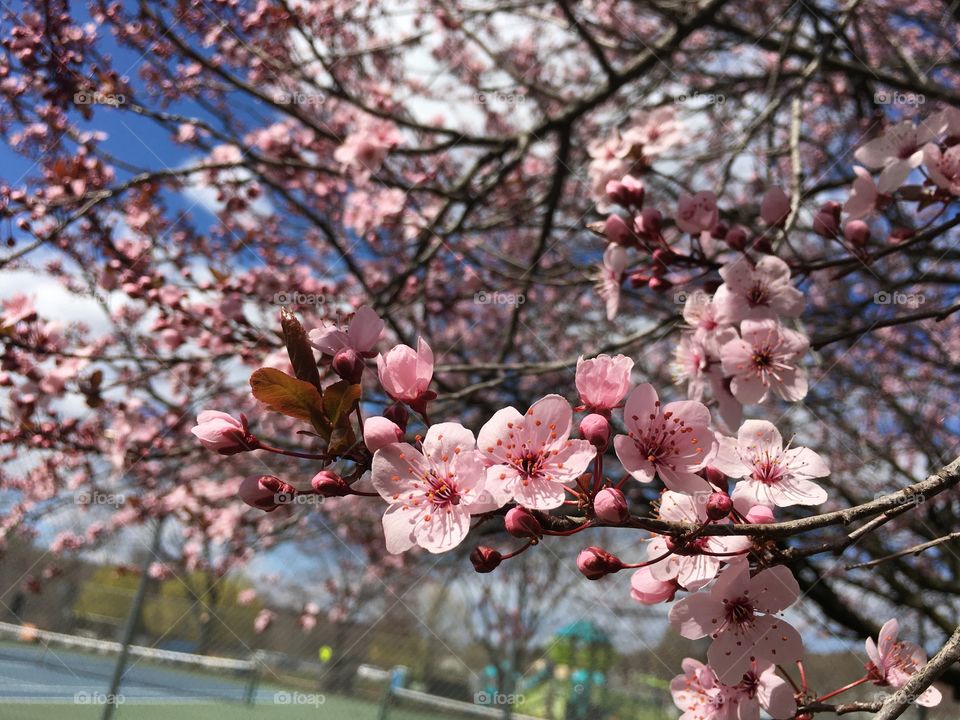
[[648, 276, 672, 292], [844, 219, 870, 247], [505, 507, 542, 540], [576, 546, 623, 580], [606, 175, 645, 208], [630, 566, 678, 604], [332, 346, 364, 384], [383, 403, 409, 432], [310, 470, 350, 497], [760, 187, 790, 227], [579, 413, 610, 451], [239, 475, 295, 512], [604, 214, 632, 245], [634, 208, 662, 237], [470, 546, 502, 573], [594, 487, 629, 524], [724, 225, 747, 251], [363, 416, 403, 453], [705, 491, 733, 521], [192, 410, 255, 455]]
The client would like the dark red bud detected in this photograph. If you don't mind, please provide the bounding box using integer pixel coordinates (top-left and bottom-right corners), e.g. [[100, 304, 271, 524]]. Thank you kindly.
[[505, 507, 542, 540], [705, 491, 734, 521], [470, 546, 502, 573], [332, 347, 364, 384]]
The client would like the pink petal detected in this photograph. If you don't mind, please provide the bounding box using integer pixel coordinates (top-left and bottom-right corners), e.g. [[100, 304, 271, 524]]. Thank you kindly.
[[750, 565, 800, 613], [525, 394, 573, 449], [346, 305, 384, 352], [546, 439, 596, 482], [477, 406, 525, 464], [737, 420, 783, 457], [622, 383, 660, 433], [414, 506, 471, 553], [669, 591, 724, 640], [614, 434, 656, 483], [371, 443, 428, 500], [510, 475, 567, 510], [381, 504, 417, 553]]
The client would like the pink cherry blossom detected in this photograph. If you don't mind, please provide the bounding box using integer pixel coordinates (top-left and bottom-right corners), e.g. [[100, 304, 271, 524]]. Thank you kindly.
[[682, 291, 722, 341], [191, 410, 252, 454], [854, 119, 943, 193], [645, 491, 750, 590], [713, 420, 829, 507], [309, 305, 384, 357], [922, 143, 960, 195], [613, 383, 717, 494], [669, 560, 803, 684], [672, 334, 714, 402], [596, 244, 627, 320], [866, 619, 942, 707], [713, 256, 803, 324], [719, 320, 809, 404], [253, 608, 274, 634], [478, 394, 596, 510], [371, 422, 499, 554], [671, 658, 796, 720], [675, 191, 719, 234], [575, 353, 634, 411], [844, 165, 880, 219], [760, 187, 791, 227], [377, 337, 434, 405]]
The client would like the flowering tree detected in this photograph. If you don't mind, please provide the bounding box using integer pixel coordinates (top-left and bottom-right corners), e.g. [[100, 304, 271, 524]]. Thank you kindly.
[[4, 1, 960, 718]]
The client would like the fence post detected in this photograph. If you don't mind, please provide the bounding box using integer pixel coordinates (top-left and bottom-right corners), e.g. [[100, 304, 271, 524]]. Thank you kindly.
[[101, 519, 163, 720]]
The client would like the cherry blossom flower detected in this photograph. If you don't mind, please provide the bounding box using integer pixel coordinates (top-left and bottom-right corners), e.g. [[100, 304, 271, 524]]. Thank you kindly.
[[866, 619, 942, 707], [613, 383, 717, 494], [377, 337, 435, 407], [923, 143, 960, 195], [671, 658, 796, 720], [713, 256, 803, 324], [854, 119, 944, 193], [682, 291, 722, 341], [719, 319, 809, 404], [596, 244, 627, 320], [669, 560, 803, 684], [478, 394, 596, 510], [645, 491, 751, 590], [844, 166, 880, 219], [309, 305, 384, 357], [713, 420, 829, 507], [672, 334, 714, 402], [675, 191, 719, 235], [575, 353, 634, 411], [760, 187, 791, 227], [371, 422, 499, 554], [253, 608, 274, 634], [334, 121, 401, 178]]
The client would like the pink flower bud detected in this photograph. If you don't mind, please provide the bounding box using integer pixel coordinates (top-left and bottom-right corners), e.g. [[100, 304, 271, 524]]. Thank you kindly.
[[239, 475, 294, 512], [363, 416, 403, 453], [376, 338, 435, 410], [192, 410, 255, 454], [634, 207, 662, 238], [579, 413, 611, 450], [470, 546, 502, 573], [724, 225, 747, 251], [576, 546, 623, 580], [332, 346, 364, 384], [760, 187, 791, 227], [310, 470, 350, 497], [505, 507, 542, 539], [648, 276, 672, 292], [705, 491, 733, 521], [604, 214, 632, 245], [606, 175, 645, 208], [844, 219, 870, 247], [630, 566, 678, 604], [383, 403, 409, 432], [812, 210, 840, 238], [745, 504, 776, 524], [594, 487, 629, 524]]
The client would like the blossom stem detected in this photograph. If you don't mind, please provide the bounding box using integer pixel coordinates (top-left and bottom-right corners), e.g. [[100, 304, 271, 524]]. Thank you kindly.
[[500, 540, 535, 561], [256, 442, 332, 461], [797, 661, 809, 692], [815, 676, 869, 703], [542, 522, 592, 537], [777, 664, 802, 694], [592, 453, 603, 496]]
